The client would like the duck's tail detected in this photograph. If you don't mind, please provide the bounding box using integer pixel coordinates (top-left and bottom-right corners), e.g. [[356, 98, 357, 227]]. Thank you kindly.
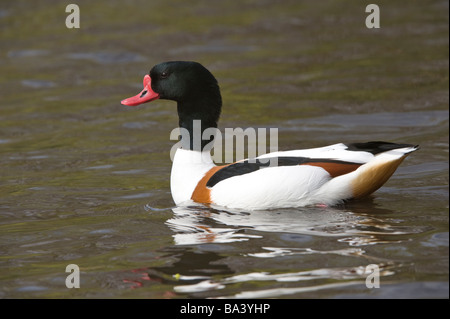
[[350, 144, 418, 199], [314, 143, 419, 204]]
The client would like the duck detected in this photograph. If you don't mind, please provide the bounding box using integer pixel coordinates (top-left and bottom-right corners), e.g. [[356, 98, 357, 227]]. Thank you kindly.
[[121, 61, 418, 210]]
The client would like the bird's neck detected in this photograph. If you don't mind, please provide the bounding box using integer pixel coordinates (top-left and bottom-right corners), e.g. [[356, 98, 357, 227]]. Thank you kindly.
[[176, 96, 221, 152]]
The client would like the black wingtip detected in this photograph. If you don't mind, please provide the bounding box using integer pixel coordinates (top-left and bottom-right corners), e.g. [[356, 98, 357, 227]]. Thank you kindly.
[[345, 141, 418, 155]]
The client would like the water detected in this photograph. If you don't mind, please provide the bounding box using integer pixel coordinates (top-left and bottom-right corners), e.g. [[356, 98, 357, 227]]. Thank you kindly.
[[0, 0, 448, 299]]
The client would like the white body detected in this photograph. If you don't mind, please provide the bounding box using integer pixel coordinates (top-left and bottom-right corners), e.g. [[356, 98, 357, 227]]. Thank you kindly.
[[170, 143, 417, 210]]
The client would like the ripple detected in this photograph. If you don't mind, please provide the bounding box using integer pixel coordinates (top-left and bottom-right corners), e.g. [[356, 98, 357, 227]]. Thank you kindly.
[[173, 263, 398, 298], [122, 121, 159, 129], [174, 280, 225, 293], [119, 192, 152, 199], [144, 204, 173, 212], [112, 169, 146, 175], [283, 110, 449, 131], [169, 43, 256, 55], [421, 232, 449, 248], [248, 246, 364, 258], [21, 79, 56, 88], [85, 164, 114, 170], [16, 285, 48, 292], [68, 51, 146, 64], [221, 281, 363, 298], [8, 49, 49, 58]]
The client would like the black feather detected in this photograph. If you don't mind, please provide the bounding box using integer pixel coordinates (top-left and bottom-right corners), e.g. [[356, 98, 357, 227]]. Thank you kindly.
[[344, 141, 416, 155]]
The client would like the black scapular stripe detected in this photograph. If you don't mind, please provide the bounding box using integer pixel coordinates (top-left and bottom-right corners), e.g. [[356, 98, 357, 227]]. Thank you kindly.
[[206, 157, 358, 188]]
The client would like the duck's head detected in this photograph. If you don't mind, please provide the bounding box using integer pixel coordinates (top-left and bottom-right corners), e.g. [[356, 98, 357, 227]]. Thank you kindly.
[[122, 61, 221, 122], [121, 61, 222, 151]]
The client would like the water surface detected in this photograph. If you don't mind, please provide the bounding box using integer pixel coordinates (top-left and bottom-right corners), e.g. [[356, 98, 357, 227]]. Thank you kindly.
[[0, 0, 448, 298]]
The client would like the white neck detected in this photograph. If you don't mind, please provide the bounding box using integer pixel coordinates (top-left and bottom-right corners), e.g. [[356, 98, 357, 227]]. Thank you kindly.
[[170, 148, 215, 205]]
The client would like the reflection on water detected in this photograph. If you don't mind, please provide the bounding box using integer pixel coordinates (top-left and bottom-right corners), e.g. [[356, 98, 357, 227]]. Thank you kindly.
[[166, 203, 428, 246], [156, 202, 431, 297]]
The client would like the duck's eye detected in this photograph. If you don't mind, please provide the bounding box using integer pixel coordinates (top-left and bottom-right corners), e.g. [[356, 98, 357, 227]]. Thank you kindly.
[[160, 72, 169, 79]]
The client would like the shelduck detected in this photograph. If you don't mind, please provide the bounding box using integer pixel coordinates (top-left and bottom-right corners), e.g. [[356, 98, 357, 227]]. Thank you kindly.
[[121, 61, 418, 210]]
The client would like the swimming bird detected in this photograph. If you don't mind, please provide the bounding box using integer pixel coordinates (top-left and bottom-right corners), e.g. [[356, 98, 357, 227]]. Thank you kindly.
[[121, 61, 418, 210]]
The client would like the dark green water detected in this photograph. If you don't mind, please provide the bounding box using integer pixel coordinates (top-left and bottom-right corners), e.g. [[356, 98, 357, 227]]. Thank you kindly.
[[0, 0, 448, 298]]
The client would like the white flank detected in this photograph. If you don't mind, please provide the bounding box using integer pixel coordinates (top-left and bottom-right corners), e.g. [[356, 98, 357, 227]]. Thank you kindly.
[[211, 165, 331, 210]]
